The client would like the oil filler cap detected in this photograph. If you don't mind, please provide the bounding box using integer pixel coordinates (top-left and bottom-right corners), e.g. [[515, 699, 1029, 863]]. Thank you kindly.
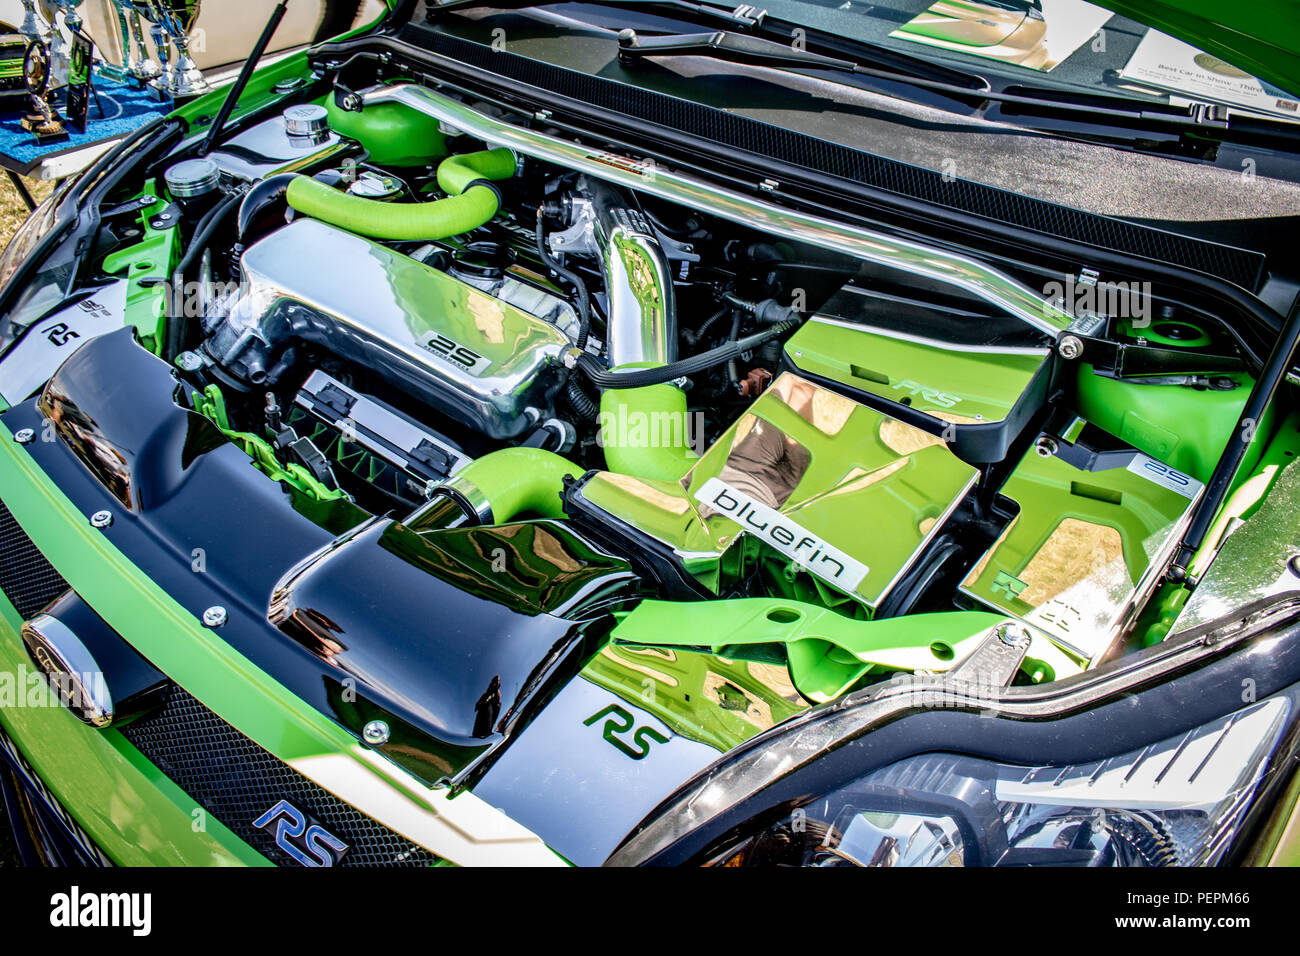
[[164, 157, 220, 200], [283, 103, 330, 140]]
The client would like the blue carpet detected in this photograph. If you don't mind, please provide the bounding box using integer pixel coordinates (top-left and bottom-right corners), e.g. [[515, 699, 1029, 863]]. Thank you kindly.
[[0, 70, 170, 168]]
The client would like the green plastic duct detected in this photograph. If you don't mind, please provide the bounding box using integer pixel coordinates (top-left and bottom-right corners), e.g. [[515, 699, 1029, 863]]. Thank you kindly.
[[284, 148, 516, 241], [612, 598, 1069, 702], [599, 377, 699, 482], [439, 447, 579, 524]]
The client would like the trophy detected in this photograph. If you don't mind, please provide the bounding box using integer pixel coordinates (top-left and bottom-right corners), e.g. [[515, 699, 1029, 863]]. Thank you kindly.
[[21, 39, 68, 143], [35, 1, 66, 82], [131, 1, 208, 99], [17, 2, 49, 44], [109, 0, 160, 82], [55, 0, 85, 38]]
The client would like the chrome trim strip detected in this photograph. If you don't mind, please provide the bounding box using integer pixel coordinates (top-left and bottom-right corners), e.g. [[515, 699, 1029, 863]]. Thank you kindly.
[[360, 84, 1072, 337]]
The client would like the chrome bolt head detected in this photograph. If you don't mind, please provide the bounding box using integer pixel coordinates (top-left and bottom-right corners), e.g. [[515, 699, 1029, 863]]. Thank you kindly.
[[1058, 334, 1084, 360], [362, 720, 391, 745], [201, 606, 228, 628], [13, 428, 34, 444], [1035, 436, 1059, 458], [89, 510, 113, 528], [998, 623, 1032, 648]]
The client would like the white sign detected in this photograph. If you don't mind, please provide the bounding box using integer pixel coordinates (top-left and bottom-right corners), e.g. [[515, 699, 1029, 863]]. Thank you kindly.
[[1121, 31, 1300, 120], [695, 476, 870, 592]]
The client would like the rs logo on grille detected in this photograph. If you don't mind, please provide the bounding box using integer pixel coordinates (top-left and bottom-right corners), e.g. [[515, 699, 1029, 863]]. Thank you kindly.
[[252, 800, 349, 867]]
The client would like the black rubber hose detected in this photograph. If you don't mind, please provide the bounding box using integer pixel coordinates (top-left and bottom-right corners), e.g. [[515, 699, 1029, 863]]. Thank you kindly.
[[576, 317, 802, 389], [686, 305, 730, 346], [535, 207, 592, 350], [140, 189, 245, 290], [726, 309, 741, 383], [237, 172, 298, 243], [564, 376, 600, 420]]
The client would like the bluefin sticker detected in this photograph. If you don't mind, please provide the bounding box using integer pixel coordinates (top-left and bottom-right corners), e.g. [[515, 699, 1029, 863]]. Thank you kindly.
[[695, 476, 870, 592]]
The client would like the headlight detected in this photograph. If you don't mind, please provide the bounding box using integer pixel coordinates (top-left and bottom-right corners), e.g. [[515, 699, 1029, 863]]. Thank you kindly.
[[0, 179, 79, 356], [707, 689, 1296, 866]]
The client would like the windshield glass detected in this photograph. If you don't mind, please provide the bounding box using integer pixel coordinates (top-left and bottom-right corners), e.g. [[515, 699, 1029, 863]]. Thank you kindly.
[[755, 0, 1299, 119], [404, 0, 1300, 236]]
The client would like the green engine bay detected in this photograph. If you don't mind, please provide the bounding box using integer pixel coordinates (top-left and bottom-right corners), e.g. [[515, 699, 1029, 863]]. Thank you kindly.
[[62, 82, 1282, 722]]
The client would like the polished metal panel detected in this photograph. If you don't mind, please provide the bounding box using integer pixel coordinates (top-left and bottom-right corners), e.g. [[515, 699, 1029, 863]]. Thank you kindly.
[[208, 112, 346, 181], [360, 84, 1073, 337], [576, 373, 978, 611], [1172, 457, 1300, 633], [208, 218, 570, 438], [960, 420, 1202, 663]]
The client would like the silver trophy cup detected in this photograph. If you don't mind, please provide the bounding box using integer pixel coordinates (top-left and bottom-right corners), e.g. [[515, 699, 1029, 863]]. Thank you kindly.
[[110, 0, 160, 81], [35, 1, 67, 81], [18, 2, 49, 44], [55, 0, 84, 37], [131, 0, 207, 98]]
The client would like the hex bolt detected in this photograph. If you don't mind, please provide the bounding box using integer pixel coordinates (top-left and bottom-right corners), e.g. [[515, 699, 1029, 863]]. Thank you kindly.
[[89, 510, 113, 528], [1058, 334, 1084, 360], [998, 624, 1032, 648], [202, 606, 228, 628], [1035, 436, 1059, 458], [13, 428, 34, 444], [362, 720, 391, 745]]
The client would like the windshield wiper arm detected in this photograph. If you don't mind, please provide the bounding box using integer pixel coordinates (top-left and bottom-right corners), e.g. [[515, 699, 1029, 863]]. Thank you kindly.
[[424, 0, 990, 92], [427, 0, 766, 27]]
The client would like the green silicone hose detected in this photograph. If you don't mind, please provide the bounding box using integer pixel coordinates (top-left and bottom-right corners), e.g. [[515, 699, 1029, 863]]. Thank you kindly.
[[285, 148, 516, 241]]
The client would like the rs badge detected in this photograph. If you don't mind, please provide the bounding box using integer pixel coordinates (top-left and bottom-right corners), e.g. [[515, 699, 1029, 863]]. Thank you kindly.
[[252, 800, 349, 867]]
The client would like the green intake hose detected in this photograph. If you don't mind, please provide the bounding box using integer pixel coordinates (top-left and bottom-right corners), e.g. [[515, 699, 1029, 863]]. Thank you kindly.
[[599, 378, 699, 482], [440, 448, 579, 524], [284, 148, 516, 241]]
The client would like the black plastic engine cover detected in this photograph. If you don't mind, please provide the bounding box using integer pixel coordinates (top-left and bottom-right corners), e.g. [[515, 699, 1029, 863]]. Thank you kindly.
[[4, 329, 625, 784]]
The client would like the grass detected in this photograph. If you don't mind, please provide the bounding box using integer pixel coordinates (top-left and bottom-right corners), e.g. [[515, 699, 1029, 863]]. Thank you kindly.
[[0, 175, 55, 249]]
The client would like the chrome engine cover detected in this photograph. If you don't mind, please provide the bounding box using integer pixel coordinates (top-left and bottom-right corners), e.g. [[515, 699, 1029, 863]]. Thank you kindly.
[[205, 218, 571, 439]]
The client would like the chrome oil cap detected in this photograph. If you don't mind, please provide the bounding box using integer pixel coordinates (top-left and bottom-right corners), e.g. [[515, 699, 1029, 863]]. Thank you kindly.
[[164, 157, 221, 200]]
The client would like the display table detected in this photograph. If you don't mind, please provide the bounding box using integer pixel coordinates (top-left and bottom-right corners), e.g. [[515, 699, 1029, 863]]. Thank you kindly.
[[0, 71, 170, 192]]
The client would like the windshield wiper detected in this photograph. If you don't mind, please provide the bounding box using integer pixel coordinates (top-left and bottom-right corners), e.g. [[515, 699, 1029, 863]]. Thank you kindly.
[[428, 0, 767, 27], [615, 28, 1300, 151], [423, 0, 988, 92]]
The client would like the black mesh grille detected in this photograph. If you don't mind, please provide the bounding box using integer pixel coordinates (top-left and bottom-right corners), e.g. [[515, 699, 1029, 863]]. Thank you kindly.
[[121, 686, 441, 867], [0, 499, 70, 620], [404, 28, 1266, 291]]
